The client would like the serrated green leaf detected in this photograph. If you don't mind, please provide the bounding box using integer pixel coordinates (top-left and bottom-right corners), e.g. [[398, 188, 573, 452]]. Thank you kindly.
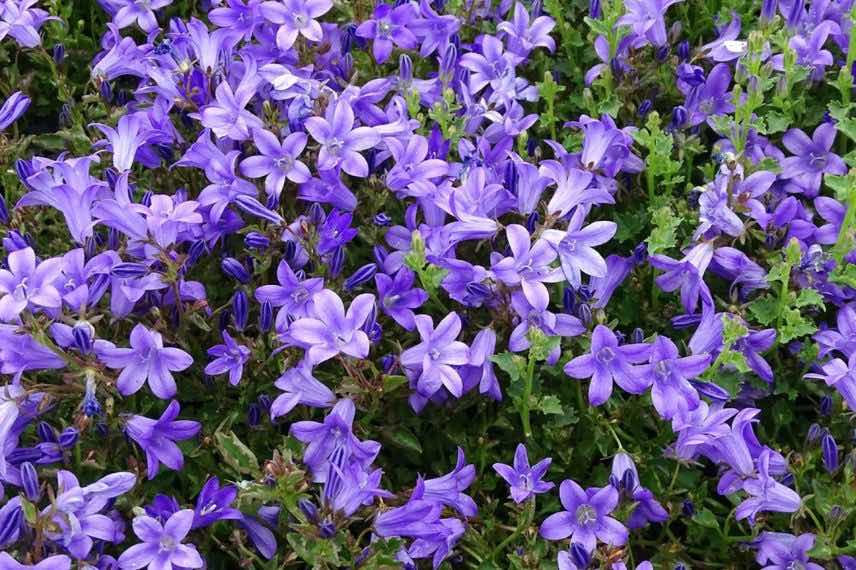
[[214, 430, 260, 476], [491, 352, 525, 383]]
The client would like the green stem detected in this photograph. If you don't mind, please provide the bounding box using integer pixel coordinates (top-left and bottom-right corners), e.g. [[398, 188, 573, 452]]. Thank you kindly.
[[833, 179, 856, 264], [491, 500, 535, 561], [520, 353, 536, 440]]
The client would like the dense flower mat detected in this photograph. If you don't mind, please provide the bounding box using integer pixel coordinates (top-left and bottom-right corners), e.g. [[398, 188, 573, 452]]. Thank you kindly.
[[0, 0, 856, 568]]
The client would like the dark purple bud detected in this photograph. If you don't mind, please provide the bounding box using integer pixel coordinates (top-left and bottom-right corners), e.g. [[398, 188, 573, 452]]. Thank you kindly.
[[655, 45, 670, 61], [7, 447, 41, 464], [340, 23, 355, 53], [99, 81, 113, 103], [235, 195, 283, 224], [373, 212, 392, 226], [308, 203, 326, 225], [786, 0, 803, 27], [247, 403, 261, 427], [299, 499, 319, 522], [84, 236, 97, 258], [221, 257, 250, 284], [504, 161, 519, 196], [20, 462, 39, 501], [638, 99, 653, 117], [59, 103, 72, 127], [820, 395, 832, 416], [577, 304, 592, 327], [563, 288, 576, 314], [620, 468, 635, 492], [266, 193, 280, 210], [670, 105, 688, 129], [345, 263, 377, 291], [829, 505, 846, 523], [0, 502, 22, 546], [614, 330, 626, 345], [232, 290, 249, 331], [525, 211, 539, 233], [465, 281, 491, 301], [681, 499, 695, 517], [577, 286, 593, 302], [610, 58, 623, 80], [319, 520, 336, 539], [822, 434, 839, 472], [440, 43, 457, 80], [51, 43, 64, 64], [0, 195, 8, 225], [186, 240, 207, 266], [677, 40, 690, 61], [72, 322, 94, 354], [111, 262, 149, 279], [329, 247, 345, 278], [372, 245, 388, 266], [689, 380, 731, 401], [380, 354, 396, 373], [589, 0, 601, 18], [570, 542, 590, 568], [258, 394, 272, 412], [219, 308, 232, 332], [807, 423, 824, 444], [259, 301, 273, 332], [37, 422, 56, 443], [671, 313, 702, 329], [15, 158, 33, 186], [631, 327, 644, 344], [59, 427, 79, 448]]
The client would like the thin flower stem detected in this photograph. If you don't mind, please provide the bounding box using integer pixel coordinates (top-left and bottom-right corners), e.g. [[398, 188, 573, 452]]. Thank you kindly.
[[491, 499, 534, 561], [520, 352, 536, 440]]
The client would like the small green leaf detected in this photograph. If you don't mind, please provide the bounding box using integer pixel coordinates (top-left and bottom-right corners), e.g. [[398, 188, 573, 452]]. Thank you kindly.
[[214, 430, 260, 476], [389, 427, 422, 454], [491, 352, 525, 383]]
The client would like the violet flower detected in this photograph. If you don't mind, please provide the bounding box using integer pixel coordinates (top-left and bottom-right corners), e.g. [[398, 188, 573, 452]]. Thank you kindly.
[[735, 450, 801, 524], [241, 128, 310, 198], [781, 123, 847, 196], [260, 0, 332, 51], [539, 479, 628, 552], [497, 2, 556, 57], [375, 268, 428, 331], [287, 290, 375, 364], [125, 400, 201, 480], [355, 3, 419, 64], [110, 0, 171, 32], [492, 224, 563, 309], [542, 212, 617, 288], [419, 447, 478, 518], [752, 532, 823, 570], [609, 452, 668, 529], [563, 324, 651, 406], [639, 335, 711, 420], [204, 331, 251, 386], [493, 443, 554, 503], [0, 247, 62, 322], [254, 259, 324, 322], [617, 0, 683, 46], [805, 353, 856, 412], [304, 98, 380, 177], [269, 365, 335, 419], [117, 510, 203, 570], [197, 57, 263, 141], [96, 323, 193, 399], [0, 1, 56, 48], [0, 91, 30, 131], [400, 312, 470, 399], [192, 476, 242, 529], [0, 554, 71, 570]]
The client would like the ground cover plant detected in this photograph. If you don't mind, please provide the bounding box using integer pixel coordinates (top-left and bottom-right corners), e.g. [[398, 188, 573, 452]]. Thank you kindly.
[[1, 0, 856, 567]]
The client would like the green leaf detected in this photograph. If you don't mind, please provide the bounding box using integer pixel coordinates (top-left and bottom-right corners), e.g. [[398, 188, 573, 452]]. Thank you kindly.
[[692, 508, 720, 530], [645, 206, 682, 255], [491, 352, 526, 383], [747, 295, 780, 326], [383, 374, 408, 393], [389, 427, 423, 454], [539, 395, 564, 415], [794, 288, 825, 309], [214, 430, 260, 476]]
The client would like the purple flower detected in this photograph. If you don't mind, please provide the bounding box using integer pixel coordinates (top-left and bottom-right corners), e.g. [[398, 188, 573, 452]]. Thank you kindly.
[[110, 0, 171, 32], [240, 129, 310, 198], [617, 0, 683, 46], [735, 450, 801, 524], [355, 3, 419, 64], [400, 312, 470, 399], [814, 305, 856, 358], [304, 98, 380, 177], [563, 324, 651, 406], [539, 479, 628, 552], [0, 554, 70, 570], [269, 365, 335, 419], [317, 210, 358, 254], [289, 399, 381, 481], [411, 0, 460, 57], [752, 532, 823, 570], [497, 2, 556, 57], [0, 91, 30, 131], [204, 331, 251, 386], [117, 510, 203, 570], [91, 113, 149, 172], [384, 135, 449, 198], [542, 213, 617, 288], [96, 323, 193, 399], [781, 123, 847, 195], [192, 477, 242, 529], [375, 268, 428, 330], [209, 0, 263, 39], [255, 260, 324, 326], [287, 290, 375, 364], [418, 447, 477, 517], [609, 452, 668, 529], [639, 336, 710, 420], [125, 400, 201, 479], [492, 224, 563, 309], [260, 0, 332, 51], [683, 63, 734, 127], [197, 57, 263, 141], [0, 1, 55, 48], [650, 241, 714, 314], [805, 353, 856, 412], [493, 443, 554, 503], [0, 247, 62, 322]]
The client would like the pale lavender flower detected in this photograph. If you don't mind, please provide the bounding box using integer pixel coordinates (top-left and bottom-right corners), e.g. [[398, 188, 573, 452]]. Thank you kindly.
[[240, 128, 311, 198], [735, 450, 801, 524], [540, 479, 628, 552], [617, 0, 683, 46], [752, 532, 823, 570], [542, 211, 617, 288], [493, 443, 554, 503], [197, 57, 263, 141], [497, 2, 556, 57], [639, 336, 710, 420], [0, 247, 63, 322], [805, 353, 856, 412], [400, 312, 470, 399], [96, 323, 193, 399], [492, 224, 563, 309], [270, 365, 335, 419], [117, 510, 203, 570], [0, 553, 70, 570], [0, 0, 56, 48], [304, 98, 380, 177], [287, 290, 375, 364], [260, 0, 332, 51], [355, 3, 419, 64], [204, 331, 251, 386], [91, 113, 149, 172], [0, 91, 29, 130], [781, 123, 847, 195], [650, 241, 714, 314], [419, 447, 477, 517], [110, 0, 171, 32]]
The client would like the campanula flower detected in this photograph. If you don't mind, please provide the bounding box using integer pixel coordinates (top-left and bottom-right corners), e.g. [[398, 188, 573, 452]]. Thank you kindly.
[[617, 0, 683, 46], [110, 0, 171, 32], [497, 2, 556, 57], [752, 532, 823, 570], [805, 353, 856, 412], [286, 290, 375, 364], [781, 123, 847, 196], [0, 247, 62, 322], [400, 312, 470, 399], [493, 443, 554, 503], [375, 268, 428, 331], [260, 0, 333, 51], [418, 447, 477, 517], [270, 365, 335, 419], [814, 305, 856, 358], [650, 241, 714, 314], [564, 324, 651, 406], [355, 3, 419, 64], [204, 331, 251, 386], [0, 91, 29, 130], [540, 479, 628, 552], [125, 400, 201, 479], [255, 260, 324, 324], [96, 323, 193, 399], [542, 211, 617, 288], [0, 553, 71, 570], [197, 56, 263, 141], [735, 450, 801, 524], [492, 224, 563, 309], [639, 336, 711, 420], [609, 452, 668, 528], [240, 128, 311, 198], [0, 1, 56, 48], [304, 98, 380, 177], [117, 510, 203, 570], [191, 477, 242, 529]]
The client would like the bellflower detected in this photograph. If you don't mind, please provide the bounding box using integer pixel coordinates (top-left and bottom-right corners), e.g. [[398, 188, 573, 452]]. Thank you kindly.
[[781, 123, 847, 195], [752, 532, 823, 570], [400, 312, 470, 399], [304, 98, 380, 177], [493, 443, 554, 503], [492, 224, 563, 309], [805, 353, 856, 412], [0, 0, 56, 48], [269, 365, 335, 419], [260, 0, 332, 50], [497, 2, 556, 57], [0, 247, 62, 322], [650, 241, 714, 314], [540, 479, 628, 552], [609, 452, 668, 529], [192, 477, 242, 529], [617, 0, 683, 46], [125, 400, 201, 480], [255, 259, 324, 323], [564, 324, 651, 406], [639, 336, 711, 420], [375, 268, 428, 331], [197, 57, 263, 141], [417, 447, 477, 518], [110, 0, 171, 32], [542, 212, 617, 288], [0, 91, 30, 130], [0, 554, 71, 570], [204, 331, 251, 386], [286, 290, 375, 364], [814, 304, 856, 358], [117, 510, 204, 570], [735, 450, 801, 524], [355, 3, 419, 64], [240, 128, 311, 199], [96, 323, 193, 399]]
